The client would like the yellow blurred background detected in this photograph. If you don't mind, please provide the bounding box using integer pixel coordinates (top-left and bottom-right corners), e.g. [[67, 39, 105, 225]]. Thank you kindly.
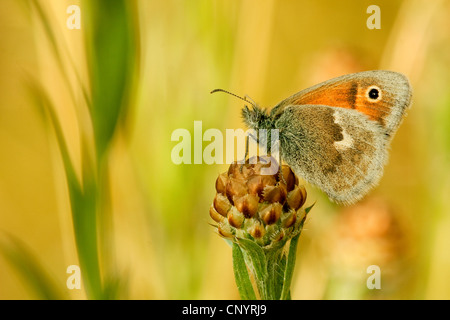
[[1, 0, 450, 299]]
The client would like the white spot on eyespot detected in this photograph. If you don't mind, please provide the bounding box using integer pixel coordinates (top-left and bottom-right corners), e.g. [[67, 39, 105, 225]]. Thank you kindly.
[[366, 85, 382, 101]]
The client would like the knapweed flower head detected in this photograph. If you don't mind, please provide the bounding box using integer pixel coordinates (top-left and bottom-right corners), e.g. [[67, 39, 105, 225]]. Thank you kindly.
[[210, 156, 308, 249], [210, 156, 313, 300]]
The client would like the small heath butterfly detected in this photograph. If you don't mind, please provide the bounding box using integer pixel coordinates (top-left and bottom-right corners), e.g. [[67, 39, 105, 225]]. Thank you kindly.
[[215, 70, 412, 205]]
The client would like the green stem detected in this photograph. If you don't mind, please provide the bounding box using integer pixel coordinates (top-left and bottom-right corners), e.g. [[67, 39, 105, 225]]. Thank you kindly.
[[232, 205, 312, 300], [280, 233, 301, 300], [232, 243, 257, 300], [264, 248, 284, 300]]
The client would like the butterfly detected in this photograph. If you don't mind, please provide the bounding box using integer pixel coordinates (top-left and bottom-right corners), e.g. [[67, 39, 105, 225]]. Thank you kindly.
[[214, 70, 412, 205]]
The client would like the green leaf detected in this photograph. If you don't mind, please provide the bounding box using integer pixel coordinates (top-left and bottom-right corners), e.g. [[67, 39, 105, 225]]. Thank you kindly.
[[236, 238, 267, 287], [305, 203, 315, 214], [232, 243, 257, 300]]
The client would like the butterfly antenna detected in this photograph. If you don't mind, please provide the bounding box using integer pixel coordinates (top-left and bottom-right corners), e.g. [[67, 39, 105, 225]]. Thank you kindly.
[[210, 89, 257, 108]]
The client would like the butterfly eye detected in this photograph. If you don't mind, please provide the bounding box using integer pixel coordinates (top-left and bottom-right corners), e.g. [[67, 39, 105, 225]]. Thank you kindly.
[[366, 85, 382, 101]]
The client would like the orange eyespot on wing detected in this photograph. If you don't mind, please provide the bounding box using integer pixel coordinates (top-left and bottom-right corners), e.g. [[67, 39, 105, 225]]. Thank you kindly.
[[289, 80, 390, 125], [270, 70, 412, 137]]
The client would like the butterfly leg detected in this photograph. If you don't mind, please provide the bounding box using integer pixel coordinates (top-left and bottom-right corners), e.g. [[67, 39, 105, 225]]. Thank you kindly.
[[239, 135, 251, 173]]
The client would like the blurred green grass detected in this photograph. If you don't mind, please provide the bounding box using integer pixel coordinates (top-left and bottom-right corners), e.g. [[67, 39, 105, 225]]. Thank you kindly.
[[0, 0, 449, 299]]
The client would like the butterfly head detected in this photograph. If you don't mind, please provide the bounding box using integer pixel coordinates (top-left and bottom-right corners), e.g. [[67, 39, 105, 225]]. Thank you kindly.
[[241, 105, 273, 131]]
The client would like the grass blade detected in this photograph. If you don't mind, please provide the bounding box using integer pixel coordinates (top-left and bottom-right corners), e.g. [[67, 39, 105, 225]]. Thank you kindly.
[[83, 0, 139, 159], [28, 81, 103, 299], [0, 234, 65, 300]]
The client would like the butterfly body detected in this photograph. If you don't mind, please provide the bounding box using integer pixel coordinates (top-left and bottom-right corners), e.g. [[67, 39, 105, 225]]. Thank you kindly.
[[241, 70, 412, 205]]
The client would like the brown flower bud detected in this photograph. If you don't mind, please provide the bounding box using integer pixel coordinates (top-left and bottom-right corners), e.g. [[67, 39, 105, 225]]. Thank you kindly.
[[262, 185, 287, 204], [218, 222, 234, 239], [280, 166, 296, 192], [260, 203, 282, 225], [247, 175, 277, 200], [213, 193, 232, 216], [287, 185, 307, 210], [247, 220, 266, 239], [228, 207, 245, 228], [234, 194, 259, 218], [227, 162, 239, 176], [281, 209, 297, 228], [246, 175, 264, 198], [215, 173, 228, 194], [210, 157, 310, 248], [226, 177, 248, 204], [209, 205, 226, 223]]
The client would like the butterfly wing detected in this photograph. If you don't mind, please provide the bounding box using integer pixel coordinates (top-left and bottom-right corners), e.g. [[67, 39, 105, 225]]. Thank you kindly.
[[275, 104, 389, 204], [271, 70, 412, 138]]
